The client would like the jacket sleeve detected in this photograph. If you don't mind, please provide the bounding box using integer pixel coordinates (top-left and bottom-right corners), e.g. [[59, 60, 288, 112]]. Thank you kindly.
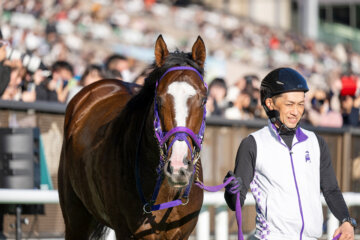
[[224, 135, 257, 211], [317, 134, 350, 221]]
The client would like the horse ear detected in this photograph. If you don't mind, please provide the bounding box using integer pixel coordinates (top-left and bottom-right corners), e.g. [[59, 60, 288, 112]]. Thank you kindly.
[[155, 35, 169, 67], [192, 36, 206, 68]]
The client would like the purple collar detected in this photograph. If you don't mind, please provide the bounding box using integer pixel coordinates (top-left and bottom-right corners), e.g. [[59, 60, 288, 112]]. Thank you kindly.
[[269, 121, 308, 144]]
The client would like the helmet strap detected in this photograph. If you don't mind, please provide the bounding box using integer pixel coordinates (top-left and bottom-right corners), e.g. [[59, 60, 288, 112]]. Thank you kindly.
[[263, 98, 298, 134], [267, 109, 297, 134]]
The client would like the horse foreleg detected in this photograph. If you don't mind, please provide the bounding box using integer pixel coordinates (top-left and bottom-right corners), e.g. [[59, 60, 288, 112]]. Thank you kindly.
[[58, 157, 99, 239], [114, 227, 136, 240]]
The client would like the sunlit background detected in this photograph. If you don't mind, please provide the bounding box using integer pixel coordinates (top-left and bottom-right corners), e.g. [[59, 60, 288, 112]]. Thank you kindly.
[[0, 0, 360, 239]]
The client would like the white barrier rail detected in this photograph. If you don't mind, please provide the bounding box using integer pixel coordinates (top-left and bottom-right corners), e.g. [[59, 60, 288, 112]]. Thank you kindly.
[[0, 189, 116, 240], [0, 190, 359, 240], [0, 189, 59, 204]]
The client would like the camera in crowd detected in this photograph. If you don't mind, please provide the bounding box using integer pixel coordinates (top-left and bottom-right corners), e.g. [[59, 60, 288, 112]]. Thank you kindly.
[[1, 40, 50, 77]]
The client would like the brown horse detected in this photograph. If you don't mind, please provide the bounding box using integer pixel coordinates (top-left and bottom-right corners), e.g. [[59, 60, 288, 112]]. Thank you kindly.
[[58, 35, 207, 239]]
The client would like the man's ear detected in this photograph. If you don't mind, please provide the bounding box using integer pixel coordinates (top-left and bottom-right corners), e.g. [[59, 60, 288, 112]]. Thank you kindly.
[[265, 98, 274, 110]]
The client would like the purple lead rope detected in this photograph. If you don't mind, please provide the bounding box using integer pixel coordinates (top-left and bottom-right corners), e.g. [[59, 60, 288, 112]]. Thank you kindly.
[[195, 176, 244, 240], [195, 177, 341, 240], [332, 233, 341, 240]]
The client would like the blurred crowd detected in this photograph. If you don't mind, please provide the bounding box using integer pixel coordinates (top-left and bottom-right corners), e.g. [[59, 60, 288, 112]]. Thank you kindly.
[[206, 74, 360, 128], [0, 0, 359, 127]]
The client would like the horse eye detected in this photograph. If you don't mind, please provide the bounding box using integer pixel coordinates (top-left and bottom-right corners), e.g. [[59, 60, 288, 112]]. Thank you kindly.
[[201, 97, 207, 107]]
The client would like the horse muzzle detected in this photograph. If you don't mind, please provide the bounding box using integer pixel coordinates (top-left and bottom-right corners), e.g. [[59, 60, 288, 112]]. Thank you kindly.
[[164, 158, 194, 188]]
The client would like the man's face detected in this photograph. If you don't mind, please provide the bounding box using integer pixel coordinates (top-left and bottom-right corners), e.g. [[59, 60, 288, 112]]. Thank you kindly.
[[266, 91, 305, 129], [53, 69, 73, 81], [209, 85, 226, 103]]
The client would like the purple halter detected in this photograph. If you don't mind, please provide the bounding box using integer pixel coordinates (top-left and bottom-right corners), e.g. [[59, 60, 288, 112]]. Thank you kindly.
[[137, 66, 207, 214], [153, 66, 208, 158]]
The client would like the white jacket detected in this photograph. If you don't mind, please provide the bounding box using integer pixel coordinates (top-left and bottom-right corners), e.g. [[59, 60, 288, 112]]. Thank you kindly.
[[250, 122, 322, 240]]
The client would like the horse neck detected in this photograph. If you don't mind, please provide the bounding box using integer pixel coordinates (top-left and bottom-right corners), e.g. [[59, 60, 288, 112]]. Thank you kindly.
[[120, 100, 160, 178], [141, 104, 161, 169]]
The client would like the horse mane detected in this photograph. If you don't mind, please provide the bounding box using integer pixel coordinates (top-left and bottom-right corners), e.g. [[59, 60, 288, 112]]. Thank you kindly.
[[126, 50, 204, 112]]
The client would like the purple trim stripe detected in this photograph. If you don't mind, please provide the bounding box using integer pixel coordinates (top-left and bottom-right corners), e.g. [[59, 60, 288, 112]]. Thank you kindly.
[[270, 122, 308, 144], [270, 122, 308, 240], [295, 126, 308, 142], [289, 152, 305, 240]]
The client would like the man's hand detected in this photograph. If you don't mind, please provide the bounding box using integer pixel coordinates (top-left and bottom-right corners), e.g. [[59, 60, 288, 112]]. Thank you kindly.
[[224, 171, 242, 194], [333, 222, 354, 240], [4, 59, 22, 69]]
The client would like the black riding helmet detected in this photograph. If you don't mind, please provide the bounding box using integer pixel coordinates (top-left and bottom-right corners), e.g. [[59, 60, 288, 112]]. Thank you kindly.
[[260, 68, 309, 130]]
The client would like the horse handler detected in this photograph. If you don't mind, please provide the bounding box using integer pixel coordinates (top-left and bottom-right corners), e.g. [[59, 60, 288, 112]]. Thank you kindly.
[[223, 68, 356, 240]]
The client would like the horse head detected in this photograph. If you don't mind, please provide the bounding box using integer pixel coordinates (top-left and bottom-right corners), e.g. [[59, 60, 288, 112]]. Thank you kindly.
[[153, 35, 207, 188]]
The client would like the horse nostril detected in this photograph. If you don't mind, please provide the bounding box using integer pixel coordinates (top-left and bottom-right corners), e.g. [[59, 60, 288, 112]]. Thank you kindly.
[[179, 167, 187, 176], [183, 157, 191, 166]]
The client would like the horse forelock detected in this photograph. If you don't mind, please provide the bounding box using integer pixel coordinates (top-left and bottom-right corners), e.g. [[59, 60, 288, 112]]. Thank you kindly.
[[126, 51, 204, 112]]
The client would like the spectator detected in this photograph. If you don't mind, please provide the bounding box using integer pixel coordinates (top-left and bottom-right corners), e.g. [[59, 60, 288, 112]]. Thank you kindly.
[[225, 74, 261, 120], [67, 64, 104, 103], [251, 88, 267, 118], [133, 67, 153, 86], [224, 90, 253, 120], [226, 74, 259, 103], [306, 89, 343, 128], [105, 69, 123, 80], [1, 59, 24, 101], [33, 69, 58, 102], [340, 94, 360, 127], [79, 64, 104, 87], [0, 41, 11, 97], [104, 54, 131, 82], [226, 76, 248, 104], [21, 69, 37, 102], [50, 60, 76, 103], [206, 77, 230, 117]]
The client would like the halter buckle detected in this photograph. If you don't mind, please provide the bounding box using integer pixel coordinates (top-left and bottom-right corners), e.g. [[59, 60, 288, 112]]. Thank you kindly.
[[181, 197, 189, 206], [143, 203, 152, 214]]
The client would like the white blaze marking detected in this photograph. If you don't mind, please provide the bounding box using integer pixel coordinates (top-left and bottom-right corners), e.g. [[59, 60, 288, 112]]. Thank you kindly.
[[167, 82, 196, 171], [167, 82, 196, 126]]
